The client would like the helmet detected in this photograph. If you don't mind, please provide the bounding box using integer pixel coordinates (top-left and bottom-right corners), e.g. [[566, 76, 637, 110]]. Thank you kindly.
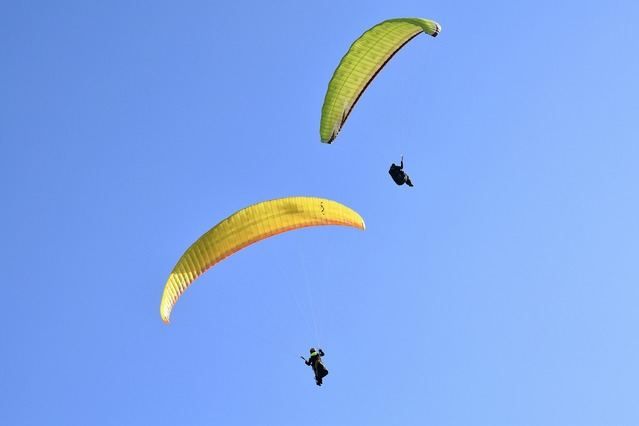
[[309, 348, 316, 354]]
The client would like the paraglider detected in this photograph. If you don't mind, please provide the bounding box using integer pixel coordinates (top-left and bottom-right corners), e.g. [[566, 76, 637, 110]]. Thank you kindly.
[[389, 155, 414, 187], [320, 18, 441, 144], [160, 196, 366, 323], [301, 348, 328, 386]]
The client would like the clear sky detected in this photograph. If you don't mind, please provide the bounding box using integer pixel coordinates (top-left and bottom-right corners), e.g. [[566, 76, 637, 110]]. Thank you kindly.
[[2, 1, 639, 425]]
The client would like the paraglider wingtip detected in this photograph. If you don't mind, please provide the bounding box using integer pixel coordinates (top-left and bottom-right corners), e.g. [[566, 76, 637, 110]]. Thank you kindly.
[[432, 23, 441, 37], [321, 135, 335, 144]]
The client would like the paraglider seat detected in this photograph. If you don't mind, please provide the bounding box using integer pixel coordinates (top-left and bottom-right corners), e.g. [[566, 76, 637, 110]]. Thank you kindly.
[[315, 363, 329, 379]]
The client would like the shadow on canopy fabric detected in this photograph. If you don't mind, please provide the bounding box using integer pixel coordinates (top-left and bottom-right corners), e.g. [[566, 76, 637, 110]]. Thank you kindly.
[[160, 196, 366, 323], [320, 18, 441, 144]]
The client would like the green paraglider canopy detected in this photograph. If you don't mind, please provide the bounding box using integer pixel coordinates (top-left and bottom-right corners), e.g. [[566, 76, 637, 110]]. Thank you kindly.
[[320, 18, 441, 144]]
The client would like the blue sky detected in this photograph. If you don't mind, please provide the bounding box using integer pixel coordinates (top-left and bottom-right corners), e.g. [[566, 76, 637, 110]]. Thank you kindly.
[[2, 1, 639, 425]]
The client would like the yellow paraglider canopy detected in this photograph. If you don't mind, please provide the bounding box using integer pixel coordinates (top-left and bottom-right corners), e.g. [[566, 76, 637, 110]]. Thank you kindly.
[[160, 196, 365, 323]]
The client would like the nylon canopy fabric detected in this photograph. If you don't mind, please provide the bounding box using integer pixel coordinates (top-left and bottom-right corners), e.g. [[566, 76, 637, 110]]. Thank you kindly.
[[320, 18, 441, 143], [160, 196, 366, 323]]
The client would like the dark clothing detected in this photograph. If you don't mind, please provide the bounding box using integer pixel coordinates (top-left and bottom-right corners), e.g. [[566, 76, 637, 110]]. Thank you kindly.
[[389, 163, 406, 185], [389, 160, 414, 187], [305, 349, 328, 385]]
